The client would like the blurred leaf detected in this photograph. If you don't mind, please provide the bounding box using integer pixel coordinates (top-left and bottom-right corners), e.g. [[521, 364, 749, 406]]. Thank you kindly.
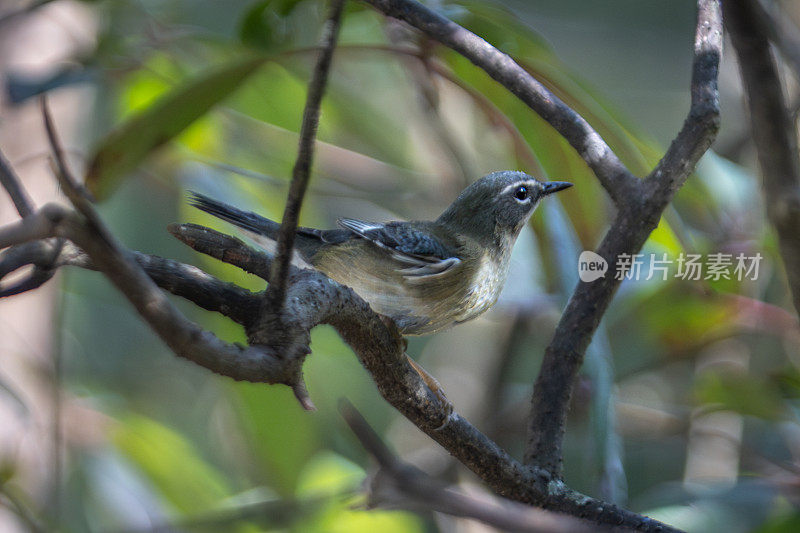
[[295, 451, 363, 496], [232, 382, 319, 495], [758, 509, 800, 533], [647, 220, 683, 255], [113, 415, 231, 514], [240, 1, 281, 49], [642, 289, 737, 349], [452, 0, 656, 173], [226, 62, 308, 132], [694, 372, 785, 420], [87, 55, 268, 199], [450, 1, 553, 57], [295, 451, 424, 533], [113, 54, 178, 121], [239, 0, 325, 52], [777, 367, 800, 398], [645, 502, 746, 533]]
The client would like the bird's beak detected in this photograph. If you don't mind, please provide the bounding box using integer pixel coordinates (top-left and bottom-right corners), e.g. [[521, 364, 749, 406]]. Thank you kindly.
[[541, 181, 573, 196]]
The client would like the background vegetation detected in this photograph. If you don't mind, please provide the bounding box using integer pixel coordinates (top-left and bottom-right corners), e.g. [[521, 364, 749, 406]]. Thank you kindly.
[[0, 0, 798, 531]]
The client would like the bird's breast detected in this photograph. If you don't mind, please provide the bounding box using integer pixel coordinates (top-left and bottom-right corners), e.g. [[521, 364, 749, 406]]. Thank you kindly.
[[454, 252, 509, 323], [311, 240, 510, 334]]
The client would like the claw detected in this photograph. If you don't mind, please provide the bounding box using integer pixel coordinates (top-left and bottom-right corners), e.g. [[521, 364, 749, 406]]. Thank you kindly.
[[405, 355, 453, 430]]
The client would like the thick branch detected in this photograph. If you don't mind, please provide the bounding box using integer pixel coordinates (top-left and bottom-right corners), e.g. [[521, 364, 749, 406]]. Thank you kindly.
[[0, 237, 257, 320], [525, 0, 722, 477], [340, 400, 598, 533], [362, 0, 638, 203], [0, 239, 62, 297], [21, 206, 299, 381], [726, 0, 800, 316], [0, 3, 721, 529], [0, 219, 678, 530], [268, 0, 345, 305], [168, 223, 273, 280], [37, 100, 317, 397]]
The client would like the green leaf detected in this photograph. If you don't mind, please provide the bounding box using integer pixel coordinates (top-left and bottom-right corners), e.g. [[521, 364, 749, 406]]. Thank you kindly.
[[240, 1, 278, 49], [758, 509, 800, 533], [295, 452, 424, 533], [239, 0, 326, 51], [87, 55, 268, 199], [694, 372, 785, 420], [112, 415, 231, 514], [232, 381, 319, 494]]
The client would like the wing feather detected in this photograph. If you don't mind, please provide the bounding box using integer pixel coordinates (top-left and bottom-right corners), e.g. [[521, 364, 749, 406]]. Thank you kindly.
[[337, 218, 461, 280]]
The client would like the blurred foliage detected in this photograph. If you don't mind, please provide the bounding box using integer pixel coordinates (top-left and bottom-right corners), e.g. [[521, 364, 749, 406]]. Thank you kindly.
[[3, 0, 800, 532], [88, 54, 269, 198]]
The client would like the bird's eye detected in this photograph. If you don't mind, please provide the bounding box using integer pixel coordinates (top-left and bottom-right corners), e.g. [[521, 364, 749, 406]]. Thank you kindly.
[[513, 185, 528, 201]]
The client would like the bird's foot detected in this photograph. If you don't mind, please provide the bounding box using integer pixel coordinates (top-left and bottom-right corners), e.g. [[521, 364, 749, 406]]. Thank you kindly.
[[405, 355, 453, 431]]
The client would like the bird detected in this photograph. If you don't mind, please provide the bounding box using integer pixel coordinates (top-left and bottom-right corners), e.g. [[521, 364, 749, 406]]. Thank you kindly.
[[189, 171, 572, 336]]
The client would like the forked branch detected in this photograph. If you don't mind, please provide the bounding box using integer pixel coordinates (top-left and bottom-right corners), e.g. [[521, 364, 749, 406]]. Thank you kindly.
[[524, 0, 721, 477], [0, 0, 725, 531]]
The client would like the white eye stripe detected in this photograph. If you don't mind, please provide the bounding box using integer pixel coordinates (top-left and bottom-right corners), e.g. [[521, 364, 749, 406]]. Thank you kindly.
[[500, 180, 541, 197]]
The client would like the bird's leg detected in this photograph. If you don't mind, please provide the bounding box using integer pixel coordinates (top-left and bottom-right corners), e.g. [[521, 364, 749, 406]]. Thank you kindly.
[[404, 352, 453, 430]]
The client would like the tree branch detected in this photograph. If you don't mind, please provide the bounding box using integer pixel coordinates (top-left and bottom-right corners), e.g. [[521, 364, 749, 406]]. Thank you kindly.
[[36, 100, 319, 402], [0, 146, 65, 295], [339, 400, 599, 533], [168, 223, 273, 281], [0, 1, 725, 529], [647, 0, 722, 200], [0, 215, 680, 531], [525, 0, 721, 477], [165, 231, 677, 530], [362, 0, 639, 204], [0, 239, 61, 297], [725, 0, 800, 316], [267, 0, 345, 306], [0, 150, 34, 218]]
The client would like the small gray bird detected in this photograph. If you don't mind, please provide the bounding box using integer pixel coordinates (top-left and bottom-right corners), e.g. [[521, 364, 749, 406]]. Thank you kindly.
[[190, 171, 571, 335]]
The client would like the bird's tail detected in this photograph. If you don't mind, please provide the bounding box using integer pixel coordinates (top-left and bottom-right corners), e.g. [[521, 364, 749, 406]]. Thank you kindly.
[[188, 191, 281, 238]]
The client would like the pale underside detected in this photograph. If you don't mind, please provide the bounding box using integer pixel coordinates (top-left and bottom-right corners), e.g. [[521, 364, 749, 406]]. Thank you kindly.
[[311, 238, 508, 335]]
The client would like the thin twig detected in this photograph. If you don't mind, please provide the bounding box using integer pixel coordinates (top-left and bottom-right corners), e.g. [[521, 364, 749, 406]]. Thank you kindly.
[[0, 2, 722, 529], [0, 150, 35, 218], [40, 98, 96, 217], [267, 0, 346, 306], [291, 43, 544, 173], [0, 220, 679, 530], [34, 102, 310, 395]]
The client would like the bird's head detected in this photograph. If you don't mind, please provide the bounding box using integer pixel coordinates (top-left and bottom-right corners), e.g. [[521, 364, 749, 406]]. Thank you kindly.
[[437, 171, 572, 245]]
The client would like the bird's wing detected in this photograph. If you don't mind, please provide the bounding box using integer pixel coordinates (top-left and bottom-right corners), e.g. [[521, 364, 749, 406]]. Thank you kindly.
[[337, 218, 460, 281]]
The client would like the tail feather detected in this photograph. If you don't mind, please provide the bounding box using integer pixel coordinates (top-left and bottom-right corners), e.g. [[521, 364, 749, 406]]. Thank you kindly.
[[188, 191, 281, 238]]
